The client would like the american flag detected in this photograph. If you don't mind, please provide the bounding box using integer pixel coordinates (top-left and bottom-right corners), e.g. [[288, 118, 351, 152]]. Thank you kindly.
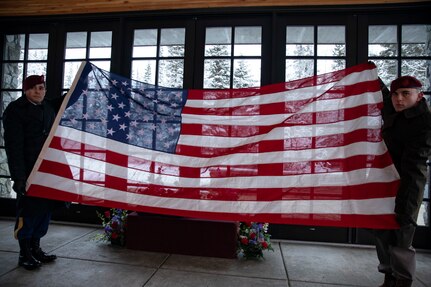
[[27, 61, 400, 229]]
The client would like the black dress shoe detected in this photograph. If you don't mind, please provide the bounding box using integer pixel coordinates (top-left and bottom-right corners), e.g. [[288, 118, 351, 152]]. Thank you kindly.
[[30, 238, 57, 263], [379, 273, 396, 287], [395, 279, 413, 287], [32, 247, 57, 263], [18, 255, 42, 270], [32, 248, 57, 263], [18, 238, 42, 270]]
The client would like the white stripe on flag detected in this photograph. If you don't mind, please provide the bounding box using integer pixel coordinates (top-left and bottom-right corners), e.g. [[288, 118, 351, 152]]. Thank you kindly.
[[178, 116, 381, 148], [182, 91, 382, 125], [30, 171, 395, 215], [184, 67, 378, 109], [43, 146, 398, 188], [54, 126, 388, 166]]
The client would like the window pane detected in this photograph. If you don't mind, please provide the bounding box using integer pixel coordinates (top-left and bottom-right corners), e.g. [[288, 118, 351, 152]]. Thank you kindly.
[[317, 59, 345, 75], [28, 34, 49, 60], [235, 27, 261, 44], [373, 59, 398, 88], [286, 59, 314, 81], [204, 59, 231, 89], [368, 25, 398, 57], [133, 29, 158, 58], [159, 28, 185, 57], [401, 25, 431, 57], [3, 34, 24, 61], [287, 26, 314, 44], [158, 59, 184, 88], [417, 201, 429, 227], [63, 61, 83, 88], [159, 44, 185, 57], [2, 63, 24, 89], [90, 31, 112, 47], [1, 91, 21, 110], [205, 44, 231, 57], [89, 47, 111, 59], [65, 47, 86, 60], [401, 59, 431, 92], [91, 60, 110, 72], [66, 32, 87, 59], [233, 59, 260, 88], [417, 161, 428, 227], [0, 177, 14, 199], [206, 27, 232, 44], [318, 44, 346, 57], [205, 28, 232, 56], [286, 26, 314, 56], [89, 31, 112, 59], [26, 62, 47, 77], [318, 26, 345, 43], [425, 163, 429, 199], [133, 46, 157, 58], [234, 27, 261, 56], [234, 44, 261, 57], [317, 26, 345, 57], [0, 149, 9, 176], [131, 60, 156, 84], [286, 44, 314, 56]]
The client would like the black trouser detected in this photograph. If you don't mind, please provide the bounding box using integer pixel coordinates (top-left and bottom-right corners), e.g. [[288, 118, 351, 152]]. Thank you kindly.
[[14, 212, 52, 240], [374, 224, 416, 280]]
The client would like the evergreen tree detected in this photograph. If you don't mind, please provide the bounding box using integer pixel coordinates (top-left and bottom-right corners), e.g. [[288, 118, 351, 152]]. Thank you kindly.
[[143, 63, 153, 84], [400, 37, 429, 85], [233, 60, 253, 88], [373, 44, 398, 87], [204, 45, 230, 88], [287, 44, 313, 81], [158, 45, 184, 88], [332, 44, 345, 71]]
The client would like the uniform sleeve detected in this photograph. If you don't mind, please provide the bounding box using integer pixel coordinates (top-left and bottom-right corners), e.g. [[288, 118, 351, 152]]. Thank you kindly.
[[48, 93, 66, 113], [3, 104, 27, 181], [395, 115, 431, 222]]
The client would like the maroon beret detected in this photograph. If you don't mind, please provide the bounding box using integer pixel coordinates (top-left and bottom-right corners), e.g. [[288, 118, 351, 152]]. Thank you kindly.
[[23, 75, 45, 91], [390, 76, 422, 93]]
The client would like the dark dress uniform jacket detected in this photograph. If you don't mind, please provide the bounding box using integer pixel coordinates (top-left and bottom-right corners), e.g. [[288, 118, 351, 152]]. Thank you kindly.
[[3, 95, 64, 216], [382, 98, 431, 224]]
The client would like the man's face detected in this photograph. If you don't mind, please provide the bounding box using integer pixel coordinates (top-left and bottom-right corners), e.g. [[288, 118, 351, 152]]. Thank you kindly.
[[391, 88, 423, 112], [25, 83, 46, 104]]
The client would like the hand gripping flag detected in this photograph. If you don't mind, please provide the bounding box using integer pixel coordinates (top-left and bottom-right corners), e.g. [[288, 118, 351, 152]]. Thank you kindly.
[[27, 61, 400, 228]]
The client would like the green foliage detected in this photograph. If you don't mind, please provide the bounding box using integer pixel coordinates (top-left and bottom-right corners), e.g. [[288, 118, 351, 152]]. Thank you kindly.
[[93, 208, 128, 246], [237, 222, 274, 259]]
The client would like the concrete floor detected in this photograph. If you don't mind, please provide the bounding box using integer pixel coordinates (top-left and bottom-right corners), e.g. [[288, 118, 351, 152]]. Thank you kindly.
[[0, 218, 430, 287]]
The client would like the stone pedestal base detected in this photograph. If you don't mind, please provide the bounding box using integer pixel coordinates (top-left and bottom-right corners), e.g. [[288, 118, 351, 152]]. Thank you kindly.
[[126, 212, 238, 259]]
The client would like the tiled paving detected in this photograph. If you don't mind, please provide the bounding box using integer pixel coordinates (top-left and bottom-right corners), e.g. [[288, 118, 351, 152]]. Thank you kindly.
[[0, 218, 430, 287]]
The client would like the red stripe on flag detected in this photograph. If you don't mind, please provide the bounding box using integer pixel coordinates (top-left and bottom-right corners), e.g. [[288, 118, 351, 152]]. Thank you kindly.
[[50, 129, 383, 160], [28, 184, 398, 229], [37, 158, 398, 201], [47, 135, 392, 177], [180, 104, 382, 138], [186, 62, 377, 100], [183, 82, 381, 117], [176, 128, 382, 157]]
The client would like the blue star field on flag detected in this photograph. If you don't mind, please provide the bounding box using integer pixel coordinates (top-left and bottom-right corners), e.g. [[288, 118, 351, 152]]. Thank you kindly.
[[61, 63, 188, 153]]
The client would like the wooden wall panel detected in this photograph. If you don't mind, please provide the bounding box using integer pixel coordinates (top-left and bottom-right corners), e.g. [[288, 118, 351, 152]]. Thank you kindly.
[[0, 0, 427, 17]]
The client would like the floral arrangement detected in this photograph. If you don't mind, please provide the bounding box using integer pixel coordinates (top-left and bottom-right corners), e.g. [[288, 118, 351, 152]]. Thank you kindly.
[[94, 208, 128, 246], [237, 222, 273, 259]]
